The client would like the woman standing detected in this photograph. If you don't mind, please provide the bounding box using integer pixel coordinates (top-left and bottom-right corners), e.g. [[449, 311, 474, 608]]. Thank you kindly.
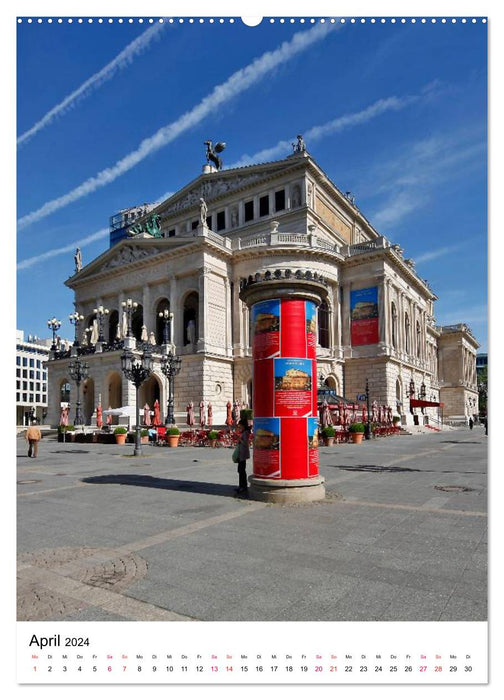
[[236, 418, 251, 497]]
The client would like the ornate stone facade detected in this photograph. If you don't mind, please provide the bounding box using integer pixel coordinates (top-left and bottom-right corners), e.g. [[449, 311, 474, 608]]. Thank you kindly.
[[46, 151, 479, 427]]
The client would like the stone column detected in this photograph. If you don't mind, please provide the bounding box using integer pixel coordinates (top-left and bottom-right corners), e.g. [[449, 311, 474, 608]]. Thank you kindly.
[[170, 276, 177, 347], [239, 270, 328, 504], [197, 267, 209, 352]]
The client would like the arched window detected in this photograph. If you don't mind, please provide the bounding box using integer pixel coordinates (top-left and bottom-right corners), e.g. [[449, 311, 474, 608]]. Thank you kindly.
[[391, 302, 398, 349], [405, 313, 410, 354], [155, 298, 170, 344], [183, 292, 199, 346], [60, 381, 70, 403], [131, 304, 144, 341], [318, 302, 330, 348], [416, 320, 421, 358], [108, 310, 119, 343]]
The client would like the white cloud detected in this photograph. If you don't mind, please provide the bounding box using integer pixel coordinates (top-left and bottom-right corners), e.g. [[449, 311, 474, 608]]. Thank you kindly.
[[17, 22, 337, 231], [17, 23, 167, 147], [17, 228, 109, 271]]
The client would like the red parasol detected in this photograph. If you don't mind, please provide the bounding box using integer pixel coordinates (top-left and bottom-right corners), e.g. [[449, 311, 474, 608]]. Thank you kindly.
[[153, 399, 161, 426], [199, 400, 205, 428], [96, 404, 103, 429], [143, 403, 151, 426], [207, 402, 213, 427], [225, 401, 233, 427], [187, 402, 195, 427], [362, 404, 367, 424], [106, 406, 113, 426]]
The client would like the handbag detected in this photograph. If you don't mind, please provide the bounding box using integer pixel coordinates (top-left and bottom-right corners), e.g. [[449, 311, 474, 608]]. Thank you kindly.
[[232, 445, 240, 463]]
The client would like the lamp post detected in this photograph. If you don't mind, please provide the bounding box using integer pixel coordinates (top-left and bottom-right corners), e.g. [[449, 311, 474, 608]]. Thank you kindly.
[[158, 309, 173, 346], [364, 377, 372, 440], [160, 351, 182, 425], [68, 355, 89, 427], [419, 381, 426, 415], [69, 311, 84, 347], [121, 298, 138, 337], [47, 317, 61, 350], [121, 347, 153, 456], [93, 305, 109, 342]]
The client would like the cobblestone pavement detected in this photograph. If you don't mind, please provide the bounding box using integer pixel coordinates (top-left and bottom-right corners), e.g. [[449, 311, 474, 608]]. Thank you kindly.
[[16, 427, 487, 622]]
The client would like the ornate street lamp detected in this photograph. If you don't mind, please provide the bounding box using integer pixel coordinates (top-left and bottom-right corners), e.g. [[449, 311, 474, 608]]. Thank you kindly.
[[93, 305, 109, 342], [47, 317, 61, 350], [121, 298, 138, 337], [121, 346, 153, 456], [69, 311, 84, 347], [419, 381, 426, 415], [409, 378, 416, 416], [68, 355, 89, 427], [160, 351, 182, 425], [158, 309, 173, 345]]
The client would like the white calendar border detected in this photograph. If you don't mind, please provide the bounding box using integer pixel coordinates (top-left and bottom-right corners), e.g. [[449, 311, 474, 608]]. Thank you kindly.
[[6, 0, 501, 697]]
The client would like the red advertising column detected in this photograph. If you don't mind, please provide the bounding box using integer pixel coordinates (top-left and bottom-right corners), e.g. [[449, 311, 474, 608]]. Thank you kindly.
[[240, 271, 328, 503]]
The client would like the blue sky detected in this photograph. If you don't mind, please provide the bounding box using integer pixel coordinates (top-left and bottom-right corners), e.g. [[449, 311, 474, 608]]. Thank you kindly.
[[16, 14, 487, 350]]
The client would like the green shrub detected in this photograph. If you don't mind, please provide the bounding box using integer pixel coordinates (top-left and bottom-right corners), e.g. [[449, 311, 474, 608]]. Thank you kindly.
[[140, 429, 149, 437], [348, 422, 365, 433], [113, 426, 128, 435], [58, 424, 75, 433], [240, 409, 253, 422], [321, 425, 336, 437], [208, 430, 219, 440], [166, 427, 180, 436]]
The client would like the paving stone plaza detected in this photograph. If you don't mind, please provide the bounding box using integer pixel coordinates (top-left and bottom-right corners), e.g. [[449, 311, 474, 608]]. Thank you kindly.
[[17, 426, 487, 623]]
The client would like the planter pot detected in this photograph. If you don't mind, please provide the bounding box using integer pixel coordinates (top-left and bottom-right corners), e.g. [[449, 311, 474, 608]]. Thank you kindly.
[[209, 439, 217, 448], [350, 432, 364, 444], [323, 437, 335, 447], [115, 434, 127, 445], [167, 435, 180, 447], [140, 436, 149, 444]]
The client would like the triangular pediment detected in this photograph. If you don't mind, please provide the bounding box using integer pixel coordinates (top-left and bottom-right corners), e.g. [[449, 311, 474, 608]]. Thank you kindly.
[[156, 155, 308, 219], [66, 237, 191, 286]]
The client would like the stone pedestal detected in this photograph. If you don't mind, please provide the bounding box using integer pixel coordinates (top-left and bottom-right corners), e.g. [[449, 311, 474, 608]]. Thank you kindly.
[[239, 270, 329, 504]]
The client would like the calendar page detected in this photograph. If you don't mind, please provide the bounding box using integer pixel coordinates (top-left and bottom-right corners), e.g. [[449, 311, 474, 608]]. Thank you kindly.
[[12, 0, 492, 694]]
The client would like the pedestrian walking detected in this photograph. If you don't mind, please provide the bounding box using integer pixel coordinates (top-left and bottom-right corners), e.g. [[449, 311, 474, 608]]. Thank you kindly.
[[236, 418, 251, 497], [25, 420, 42, 458], [469, 417, 474, 430]]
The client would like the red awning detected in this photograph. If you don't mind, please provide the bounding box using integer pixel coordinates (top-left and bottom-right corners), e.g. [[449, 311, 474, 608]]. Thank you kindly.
[[410, 399, 444, 408]]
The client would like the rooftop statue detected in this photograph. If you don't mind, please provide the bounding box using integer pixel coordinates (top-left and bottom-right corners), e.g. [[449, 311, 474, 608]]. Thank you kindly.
[[204, 140, 226, 170], [74, 247, 82, 272], [292, 134, 307, 154]]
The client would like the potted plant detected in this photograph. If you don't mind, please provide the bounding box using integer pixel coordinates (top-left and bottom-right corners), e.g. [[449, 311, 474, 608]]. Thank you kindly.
[[392, 415, 401, 427], [208, 429, 219, 447], [348, 422, 365, 443], [321, 425, 336, 446], [114, 426, 128, 445], [140, 429, 149, 444], [166, 426, 180, 447], [58, 424, 75, 442]]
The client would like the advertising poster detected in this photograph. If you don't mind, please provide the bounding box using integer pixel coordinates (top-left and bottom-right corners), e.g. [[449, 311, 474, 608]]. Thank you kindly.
[[350, 286, 379, 346], [305, 301, 317, 358], [308, 416, 320, 475], [253, 359, 274, 418], [252, 417, 280, 478], [252, 298, 280, 359], [274, 358, 313, 417]]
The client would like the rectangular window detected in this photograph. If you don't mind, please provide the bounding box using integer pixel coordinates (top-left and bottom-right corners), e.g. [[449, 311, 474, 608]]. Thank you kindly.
[[22, 393, 27, 402], [206, 216, 212, 230], [275, 189, 285, 212], [16, 368, 21, 377], [16, 356, 21, 365], [216, 211, 226, 231], [29, 358, 34, 367], [191, 220, 198, 230], [16, 393, 20, 402], [168, 229, 176, 237], [36, 360, 41, 368], [35, 394, 41, 403], [244, 200, 254, 222], [22, 357, 28, 366], [29, 370, 35, 379], [259, 195, 269, 217]]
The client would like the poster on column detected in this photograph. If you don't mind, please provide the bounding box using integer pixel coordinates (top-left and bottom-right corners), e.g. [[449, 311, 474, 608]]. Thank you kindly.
[[306, 301, 317, 358], [252, 298, 280, 359], [274, 358, 313, 417], [253, 417, 280, 478], [308, 416, 320, 475], [350, 286, 379, 346]]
